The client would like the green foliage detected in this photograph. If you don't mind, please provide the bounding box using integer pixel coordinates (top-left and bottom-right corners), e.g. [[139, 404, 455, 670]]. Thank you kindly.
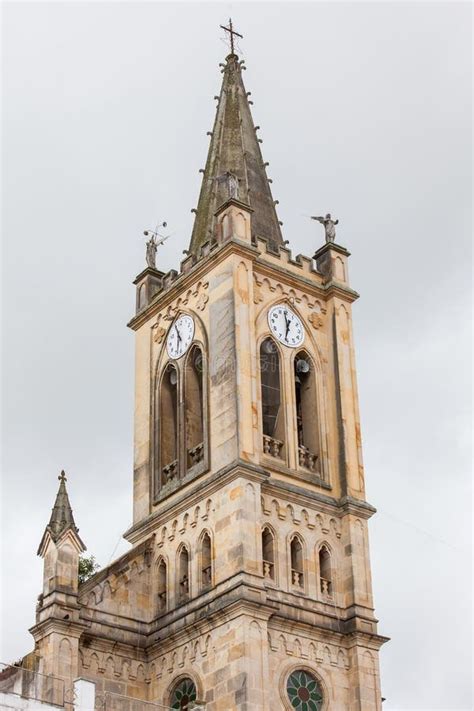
[[78, 554, 100, 584]]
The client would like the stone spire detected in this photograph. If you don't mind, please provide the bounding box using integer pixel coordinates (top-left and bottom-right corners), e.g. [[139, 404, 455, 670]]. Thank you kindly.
[[188, 53, 284, 255], [37, 471, 85, 554]]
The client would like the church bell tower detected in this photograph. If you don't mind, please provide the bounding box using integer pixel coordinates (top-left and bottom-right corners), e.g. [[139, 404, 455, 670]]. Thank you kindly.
[[126, 41, 387, 711], [28, 28, 386, 711]]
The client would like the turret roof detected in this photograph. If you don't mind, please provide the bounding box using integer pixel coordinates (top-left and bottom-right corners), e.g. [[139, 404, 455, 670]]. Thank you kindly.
[[37, 471, 85, 555]]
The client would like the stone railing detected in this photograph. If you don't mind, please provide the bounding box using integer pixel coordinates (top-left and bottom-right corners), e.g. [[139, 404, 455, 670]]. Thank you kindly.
[[188, 442, 204, 466], [263, 435, 284, 459], [291, 569, 304, 589], [298, 445, 318, 471], [201, 565, 212, 586], [157, 590, 167, 611], [162, 460, 178, 484], [263, 560, 274, 579], [179, 575, 189, 601], [0, 663, 65, 707], [320, 577, 333, 598]]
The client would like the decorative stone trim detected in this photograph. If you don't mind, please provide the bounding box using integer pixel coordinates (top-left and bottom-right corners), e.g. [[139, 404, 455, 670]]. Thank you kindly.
[[263, 434, 284, 459]]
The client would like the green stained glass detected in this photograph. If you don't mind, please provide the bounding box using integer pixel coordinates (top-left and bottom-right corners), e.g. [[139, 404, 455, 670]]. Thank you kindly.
[[286, 670, 323, 710], [170, 678, 197, 710]]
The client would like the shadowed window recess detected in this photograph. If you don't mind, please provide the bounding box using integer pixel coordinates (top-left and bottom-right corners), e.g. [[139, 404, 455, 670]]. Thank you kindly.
[[260, 338, 284, 459], [200, 532, 212, 590], [294, 352, 320, 472], [159, 364, 179, 485], [262, 526, 275, 581], [178, 547, 190, 602], [185, 346, 204, 470], [318, 545, 333, 598], [156, 558, 167, 613], [290, 536, 304, 590]]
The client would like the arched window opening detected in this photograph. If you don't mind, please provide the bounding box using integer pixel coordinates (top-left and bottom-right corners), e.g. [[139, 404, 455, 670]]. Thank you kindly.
[[319, 545, 333, 598], [290, 536, 304, 589], [138, 284, 146, 310], [294, 352, 319, 472], [160, 364, 178, 484], [157, 559, 167, 612], [170, 678, 197, 711], [178, 547, 190, 602], [185, 346, 204, 469], [260, 338, 284, 459], [200, 533, 212, 590], [262, 527, 275, 580]]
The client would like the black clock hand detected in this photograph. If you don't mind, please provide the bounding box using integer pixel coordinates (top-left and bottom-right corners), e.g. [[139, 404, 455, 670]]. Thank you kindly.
[[175, 325, 182, 343], [284, 312, 290, 341]]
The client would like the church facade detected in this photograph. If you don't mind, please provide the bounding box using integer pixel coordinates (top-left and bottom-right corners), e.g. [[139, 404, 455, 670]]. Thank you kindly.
[[25, 47, 387, 711]]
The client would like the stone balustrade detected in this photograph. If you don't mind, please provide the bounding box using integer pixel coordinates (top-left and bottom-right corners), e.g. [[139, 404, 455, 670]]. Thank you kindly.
[[320, 577, 333, 598], [162, 460, 178, 483], [188, 442, 204, 466], [263, 435, 284, 459], [263, 560, 274, 579], [298, 445, 318, 471], [291, 569, 304, 588]]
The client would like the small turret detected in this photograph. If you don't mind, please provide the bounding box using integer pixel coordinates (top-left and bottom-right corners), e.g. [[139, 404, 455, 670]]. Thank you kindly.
[[37, 471, 86, 597], [31, 472, 88, 699]]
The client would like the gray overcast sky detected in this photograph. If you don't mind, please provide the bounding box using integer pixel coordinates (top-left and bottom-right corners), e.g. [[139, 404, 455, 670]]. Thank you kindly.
[[1, 2, 472, 709]]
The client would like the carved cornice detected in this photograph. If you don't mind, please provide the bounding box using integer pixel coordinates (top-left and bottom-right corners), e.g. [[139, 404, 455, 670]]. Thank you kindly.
[[128, 235, 359, 332], [345, 631, 390, 651], [29, 618, 88, 642], [124, 459, 269, 544], [261, 480, 376, 520], [339, 495, 377, 519], [127, 240, 258, 331]]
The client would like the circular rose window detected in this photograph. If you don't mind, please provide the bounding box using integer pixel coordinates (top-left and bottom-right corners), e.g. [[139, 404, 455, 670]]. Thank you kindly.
[[286, 669, 323, 710], [170, 678, 197, 710]]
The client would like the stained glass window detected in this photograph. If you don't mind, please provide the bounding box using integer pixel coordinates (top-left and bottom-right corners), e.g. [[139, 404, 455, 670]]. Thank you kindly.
[[286, 669, 323, 711], [170, 678, 197, 710]]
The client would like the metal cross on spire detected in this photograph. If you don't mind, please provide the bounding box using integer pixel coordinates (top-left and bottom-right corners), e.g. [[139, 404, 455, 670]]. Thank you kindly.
[[220, 18, 243, 55]]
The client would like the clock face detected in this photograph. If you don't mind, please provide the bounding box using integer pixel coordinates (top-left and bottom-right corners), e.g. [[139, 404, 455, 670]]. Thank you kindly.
[[268, 304, 304, 348], [166, 314, 195, 359]]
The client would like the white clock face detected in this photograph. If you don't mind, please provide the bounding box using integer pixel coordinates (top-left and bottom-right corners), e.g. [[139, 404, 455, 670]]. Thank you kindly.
[[166, 314, 195, 359], [268, 304, 304, 348]]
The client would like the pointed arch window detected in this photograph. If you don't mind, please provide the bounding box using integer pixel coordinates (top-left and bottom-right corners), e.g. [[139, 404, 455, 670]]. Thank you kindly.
[[290, 536, 304, 590], [262, 527, 275, 581], [318, 545, 333, 598], [156, 558, 167, 613], [200, 532, 212, 590], [178, 547, 190, 602], [185, 346, 204, 470], [260, 338, 284, 459], [294, 352, 320, 472], [159, 364, 179, 485]]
